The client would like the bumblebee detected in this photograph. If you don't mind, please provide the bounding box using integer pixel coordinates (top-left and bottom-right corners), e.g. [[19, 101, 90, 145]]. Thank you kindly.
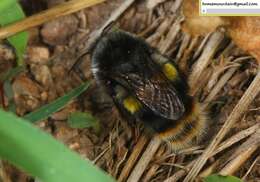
[[91, 30, 207, 150]]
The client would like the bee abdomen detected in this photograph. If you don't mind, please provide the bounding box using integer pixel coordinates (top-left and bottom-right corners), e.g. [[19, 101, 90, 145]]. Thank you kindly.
[[157, 100, 207, 151]]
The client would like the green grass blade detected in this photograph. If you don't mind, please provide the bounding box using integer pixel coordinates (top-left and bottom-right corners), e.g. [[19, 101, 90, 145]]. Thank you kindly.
[[24, 82, 90, 123], [203, 174, 243, 182], [0, 109, 115, 182], [0, 0, 28, 66]]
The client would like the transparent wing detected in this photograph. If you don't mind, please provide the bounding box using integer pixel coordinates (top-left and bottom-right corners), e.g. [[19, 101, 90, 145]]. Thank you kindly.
[[125, 72, 185, 120]]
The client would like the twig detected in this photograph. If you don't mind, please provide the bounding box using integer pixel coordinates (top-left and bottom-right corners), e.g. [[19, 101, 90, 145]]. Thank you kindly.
[[117, 135, 148, 182], [127, 137, 161, 182], [0, 0, 105, 39], [184, 71, 260, 182]]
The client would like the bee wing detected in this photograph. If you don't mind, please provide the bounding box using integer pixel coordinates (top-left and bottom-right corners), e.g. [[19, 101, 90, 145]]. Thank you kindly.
[[126, 73, 185, 120]]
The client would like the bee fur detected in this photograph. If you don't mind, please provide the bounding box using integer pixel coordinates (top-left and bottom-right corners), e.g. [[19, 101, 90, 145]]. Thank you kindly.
[[90, 30, 207, 151]]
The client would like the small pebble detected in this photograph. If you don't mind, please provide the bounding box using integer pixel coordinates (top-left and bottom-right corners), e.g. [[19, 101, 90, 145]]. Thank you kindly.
[[27, 46, 50, 64], [41, 15, 79, 46]]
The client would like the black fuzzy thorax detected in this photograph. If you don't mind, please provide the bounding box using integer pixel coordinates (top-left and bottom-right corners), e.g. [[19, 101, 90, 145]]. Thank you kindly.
[[91, 31, 152, 74]]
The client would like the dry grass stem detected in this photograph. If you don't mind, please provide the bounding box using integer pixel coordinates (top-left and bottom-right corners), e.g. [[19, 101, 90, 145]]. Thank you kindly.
[[164, 161, 194, 182], [227, 127, 260, 164], [212, 124, 259, 157], [170, 0, 184, 13], [219, 145, 258, 175], [176, 33, 191, 61], [117, 135, 148, 182], [127, 137, 161, 182], [192, 33, 211, 60], [199, 159, 220, 178], [146, 0, 168, 9], [204, 67, 237, 106], [92, 146, 109, 164], [203, 55, 252, 107], [199, 125, 259, 177], [138, 17, 164, 37], [189, 31, 225, 94], [146, 17, 175, 44], [159, 23, 181, 54], [114, 151, 128, 177], [143, 147, 166, 182], [179, 36, 200, 73]]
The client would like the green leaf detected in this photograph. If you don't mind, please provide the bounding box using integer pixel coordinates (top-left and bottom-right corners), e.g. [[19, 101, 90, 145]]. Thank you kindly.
[[0, 0, 28, 66], [203, 174, 243, 182], [68, 112, 100, 133], [24, 82, 90, 123], [0, 109, 115, 182], [0, 0, 17, 12]]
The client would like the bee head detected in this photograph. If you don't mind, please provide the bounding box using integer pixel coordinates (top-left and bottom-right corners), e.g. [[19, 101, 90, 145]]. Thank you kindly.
[[91, 31, 151, 91]]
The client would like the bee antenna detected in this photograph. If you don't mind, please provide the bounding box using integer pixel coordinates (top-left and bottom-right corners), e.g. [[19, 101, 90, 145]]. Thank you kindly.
[[68, 51, 89, 81]]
